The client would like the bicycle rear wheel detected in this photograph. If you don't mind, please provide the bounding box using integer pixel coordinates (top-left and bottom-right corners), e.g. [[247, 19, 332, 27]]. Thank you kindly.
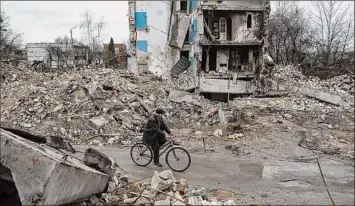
[[130, 143, 153, 166], [166, 147, 191, 172]]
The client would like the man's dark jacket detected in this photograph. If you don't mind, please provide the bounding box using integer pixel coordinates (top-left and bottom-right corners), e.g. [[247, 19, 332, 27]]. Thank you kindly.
[[143, 114, 171, 147]]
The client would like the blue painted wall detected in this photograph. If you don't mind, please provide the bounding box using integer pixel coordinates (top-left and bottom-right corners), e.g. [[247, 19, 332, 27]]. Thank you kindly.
[[189, 18, 198, 42], [189, 0, 198, 12], [136, 40, 148, 52], [135, 12, 147, 29]]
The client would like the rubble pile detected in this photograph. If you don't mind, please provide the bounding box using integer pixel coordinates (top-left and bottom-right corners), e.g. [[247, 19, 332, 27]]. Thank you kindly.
[[322, 74, 354, 95], [273, 65, 354, 109], [0, 65, 229, 146], [83, 170, 236, 206]]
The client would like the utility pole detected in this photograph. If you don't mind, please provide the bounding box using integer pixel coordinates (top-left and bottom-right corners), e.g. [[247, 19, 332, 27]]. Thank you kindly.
[[93, 35, 99, 67], [69, 26, 76, 70]]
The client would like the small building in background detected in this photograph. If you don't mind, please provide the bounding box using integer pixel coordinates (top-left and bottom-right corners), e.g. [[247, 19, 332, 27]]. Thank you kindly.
[[26, 43, 89, 69], [103, 43, 127, 67]]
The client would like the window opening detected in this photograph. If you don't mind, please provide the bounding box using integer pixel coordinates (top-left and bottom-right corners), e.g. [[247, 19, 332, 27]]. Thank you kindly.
[[219, 17, 226, 34], [247, 14, 252, 28], [180, 1, 188, 12]]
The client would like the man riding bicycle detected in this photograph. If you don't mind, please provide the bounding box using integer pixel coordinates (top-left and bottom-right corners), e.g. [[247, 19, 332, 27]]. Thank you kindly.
[[143, 108, 172, 167]]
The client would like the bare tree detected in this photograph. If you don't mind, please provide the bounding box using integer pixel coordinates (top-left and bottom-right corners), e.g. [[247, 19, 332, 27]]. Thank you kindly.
[[45, 38, 74, 69], [311, 1, 354, 66], [94, 16, 105, 64], [0, 10, 23, 60], [269, 2, 312, 65], [79, 10, 106, 65]]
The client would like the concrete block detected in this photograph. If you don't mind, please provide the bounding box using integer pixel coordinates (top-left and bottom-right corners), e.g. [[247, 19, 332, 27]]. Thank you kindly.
[[188, 196, 203, 205], [83, 148, 123, 185], [299, 87, 343, 106], [169, 90, 197, 104], [176, 178, 187, 193], [169, 14, 190, 49], [155, 198, 171, 205], [0, 129, 109, 205], [89, 116, 109, 130], [151, 170, 176, 191]]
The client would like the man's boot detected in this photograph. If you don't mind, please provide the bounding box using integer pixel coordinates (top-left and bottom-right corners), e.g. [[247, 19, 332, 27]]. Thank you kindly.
[[153, 142, 163, 167]]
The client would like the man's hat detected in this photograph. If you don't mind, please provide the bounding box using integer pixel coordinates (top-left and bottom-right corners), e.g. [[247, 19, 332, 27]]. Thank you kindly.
[[156, 108, 166, 114]]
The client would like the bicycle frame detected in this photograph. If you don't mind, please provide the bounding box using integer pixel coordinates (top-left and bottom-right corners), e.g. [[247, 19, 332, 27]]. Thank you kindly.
[[158, 141, 173, 157], [138, 141, 175, 158]]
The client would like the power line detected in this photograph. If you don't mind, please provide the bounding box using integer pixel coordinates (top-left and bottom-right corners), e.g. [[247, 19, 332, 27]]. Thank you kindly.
[[149, 25, 169, 35]]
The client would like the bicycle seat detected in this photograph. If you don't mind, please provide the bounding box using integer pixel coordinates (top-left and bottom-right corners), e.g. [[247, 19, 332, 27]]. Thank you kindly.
[[172, 140, 181, 145]]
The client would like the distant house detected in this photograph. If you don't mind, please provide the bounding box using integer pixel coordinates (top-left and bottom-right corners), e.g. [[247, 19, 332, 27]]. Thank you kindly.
[[26, 43, 89, 69], [103, 43, 127, 66]]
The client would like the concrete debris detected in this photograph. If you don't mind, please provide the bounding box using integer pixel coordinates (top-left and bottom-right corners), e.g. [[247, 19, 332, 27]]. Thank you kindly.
[[298, 87, 343, 106], [0, 128, 109, 205], [0, 126, 76, 153], [214, 129, 223, 137], [83, 148, 124, 185], [1, 66, 225, 146], [228, 133, 244, 140], [1, 52, 353, 205], [89, 116, 109, 130], [273, 65, 353, 108], [187, 196, 203, 205], [151, 170, 176, 191], [79, 169, 236, 205], [53, 103, 64, 112]]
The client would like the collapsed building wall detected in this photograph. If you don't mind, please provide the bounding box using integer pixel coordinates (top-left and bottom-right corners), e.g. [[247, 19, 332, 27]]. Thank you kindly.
[[127, 1, 179, 78], [127, 0, 270, 94], [0, 128, 109, 205], [127, 1, 200, 79]]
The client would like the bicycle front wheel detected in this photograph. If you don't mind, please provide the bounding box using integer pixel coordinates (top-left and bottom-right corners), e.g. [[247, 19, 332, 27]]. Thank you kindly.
[[130, 143, 153, 166], [166, 147, 191, 172]]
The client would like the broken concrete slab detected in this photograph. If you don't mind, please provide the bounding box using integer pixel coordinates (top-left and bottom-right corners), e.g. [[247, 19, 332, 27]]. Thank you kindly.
[[88, 82, 104, 100], [176, 178, 187, 193], [223, 199, 236, 205], [0, 126, 76, 153], [169, 90, 190, 99], [169, 89, 200, 105], [199, 79, 256, 94], [151, 170, 176, 191], [0, 129, 109, 205], [299, 87, 343, 106], [154, 198, 171, 205], [89, 116, 109, 130], [169, 14, 190, 49], [169, 90, 193, 103], [0, 163, 22, 206], [73, 86, 89, 100], [187, 196, 203, 205], [83, 148, 124, 185]]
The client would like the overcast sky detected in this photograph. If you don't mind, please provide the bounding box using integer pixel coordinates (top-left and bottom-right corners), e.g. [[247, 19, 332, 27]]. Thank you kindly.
[[2, 1, 353, 46], [2, 1, 129, 45]]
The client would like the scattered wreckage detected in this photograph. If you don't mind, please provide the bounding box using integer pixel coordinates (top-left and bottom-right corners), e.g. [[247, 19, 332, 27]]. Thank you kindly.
[[0, 127, 235, 205]]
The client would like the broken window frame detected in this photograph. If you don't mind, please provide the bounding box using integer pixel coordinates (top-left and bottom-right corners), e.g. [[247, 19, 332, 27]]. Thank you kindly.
[[247, 14, 252, 29], [180, 1, 188, 13], [219, 17, 227, 34]]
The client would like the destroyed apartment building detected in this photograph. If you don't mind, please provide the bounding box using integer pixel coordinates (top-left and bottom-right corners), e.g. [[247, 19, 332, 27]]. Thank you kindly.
[[127, 0, 270, 101], [27, 43, 90, 69]]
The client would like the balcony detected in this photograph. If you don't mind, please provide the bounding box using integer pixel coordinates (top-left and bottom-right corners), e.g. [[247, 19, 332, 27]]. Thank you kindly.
[[201, 3, 263, 11], [201, 39, 262, 46]]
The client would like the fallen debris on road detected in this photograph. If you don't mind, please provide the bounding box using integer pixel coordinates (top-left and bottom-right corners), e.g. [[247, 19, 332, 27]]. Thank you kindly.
[[0, 128, 109, 205], [82, 170, 236, 205]]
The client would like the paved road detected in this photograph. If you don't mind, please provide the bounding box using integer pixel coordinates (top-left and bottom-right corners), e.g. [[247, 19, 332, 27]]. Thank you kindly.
[[75, 145, 354, 205]]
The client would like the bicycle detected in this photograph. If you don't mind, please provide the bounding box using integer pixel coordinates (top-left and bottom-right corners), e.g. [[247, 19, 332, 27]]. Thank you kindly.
[[130, 140, 191, 172]]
